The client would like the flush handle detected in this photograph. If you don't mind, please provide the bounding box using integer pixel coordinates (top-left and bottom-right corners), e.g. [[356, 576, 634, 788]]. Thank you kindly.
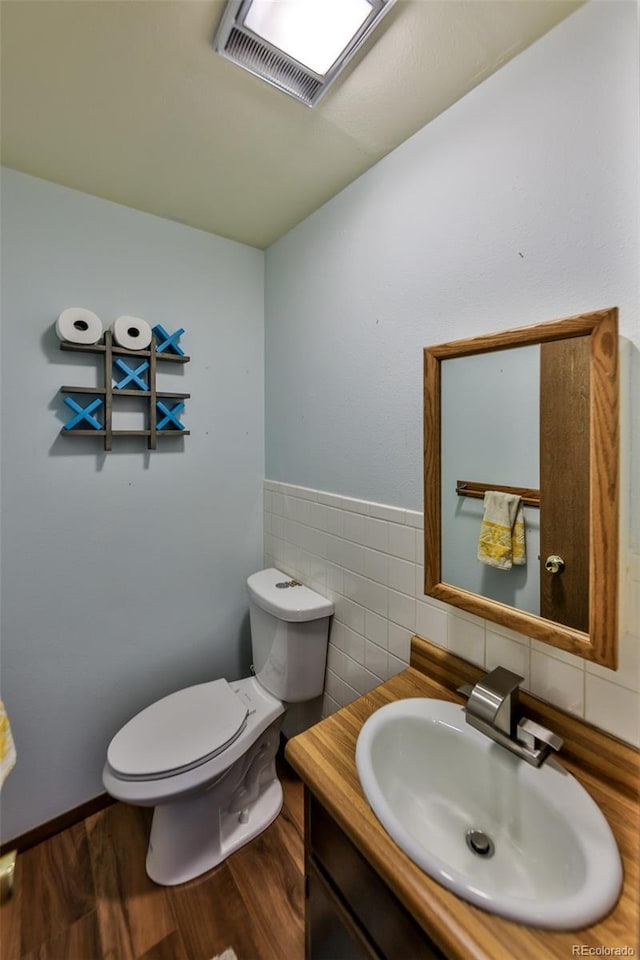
[[544, 555, 565, 575]]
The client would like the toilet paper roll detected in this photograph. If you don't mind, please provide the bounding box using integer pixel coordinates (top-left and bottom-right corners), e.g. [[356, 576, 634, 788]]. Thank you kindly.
[[111, 316, 152, 351], [55, 308, 103, 344]]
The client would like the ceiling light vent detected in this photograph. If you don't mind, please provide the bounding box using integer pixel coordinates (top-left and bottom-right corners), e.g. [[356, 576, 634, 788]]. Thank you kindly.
[[224, 25, 323, 104], [214, 0, 396, 108]]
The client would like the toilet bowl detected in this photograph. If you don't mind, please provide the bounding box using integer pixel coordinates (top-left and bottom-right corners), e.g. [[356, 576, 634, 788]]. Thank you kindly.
[[103, 569, 333, 886]]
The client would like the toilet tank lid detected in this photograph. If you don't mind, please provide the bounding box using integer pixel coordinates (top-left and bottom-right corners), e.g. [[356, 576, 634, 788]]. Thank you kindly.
[[247, 568, 334, 622]]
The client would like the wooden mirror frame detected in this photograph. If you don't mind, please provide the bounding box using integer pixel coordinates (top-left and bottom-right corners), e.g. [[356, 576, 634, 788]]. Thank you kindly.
[[423, 307, 619, 668]]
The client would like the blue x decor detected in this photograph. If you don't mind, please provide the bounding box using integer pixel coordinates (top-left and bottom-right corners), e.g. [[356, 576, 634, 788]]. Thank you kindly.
[[153, 324, 185, 356], [156, 400, 185, 431], [114, 358, 149, 391], [63, 396, 103, 431]]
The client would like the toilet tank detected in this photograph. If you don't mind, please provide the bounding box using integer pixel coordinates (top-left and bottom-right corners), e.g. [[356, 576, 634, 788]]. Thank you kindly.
[[247, 568, 333, 702]]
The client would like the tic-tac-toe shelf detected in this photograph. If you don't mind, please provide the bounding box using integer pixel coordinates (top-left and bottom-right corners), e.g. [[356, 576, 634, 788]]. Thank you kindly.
[[61, 386, 190, 399], [59, 329, 190, 450], [60, 341, 190, 363], [61, 430, 191, 438]]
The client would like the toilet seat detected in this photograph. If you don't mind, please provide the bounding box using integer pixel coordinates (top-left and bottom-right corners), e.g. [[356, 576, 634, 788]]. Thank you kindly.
[[107, 679, 248, 781], [103, 676, 285, 807]]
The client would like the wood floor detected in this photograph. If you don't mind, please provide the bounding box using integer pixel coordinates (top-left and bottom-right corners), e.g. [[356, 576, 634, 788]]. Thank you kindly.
[[0, 761, 305, 960]]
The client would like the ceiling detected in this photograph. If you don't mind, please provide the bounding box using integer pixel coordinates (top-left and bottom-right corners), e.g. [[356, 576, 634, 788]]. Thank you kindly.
[[0, 0, 583, 249]]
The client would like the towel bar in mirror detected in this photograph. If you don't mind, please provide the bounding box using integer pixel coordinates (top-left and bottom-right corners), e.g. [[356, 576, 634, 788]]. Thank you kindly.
[[423, 307, 618, 668]]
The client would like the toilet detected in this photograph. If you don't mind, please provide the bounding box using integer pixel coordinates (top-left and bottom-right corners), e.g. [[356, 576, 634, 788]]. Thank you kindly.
[[103, 568, 333, 886]]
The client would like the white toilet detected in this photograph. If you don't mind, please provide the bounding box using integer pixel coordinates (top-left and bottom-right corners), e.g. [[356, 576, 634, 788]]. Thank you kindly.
[[103, 568, 333, 886]]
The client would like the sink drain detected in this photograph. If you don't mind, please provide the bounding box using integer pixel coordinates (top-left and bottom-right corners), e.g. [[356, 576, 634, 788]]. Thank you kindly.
[[465, 829, 495, 858]]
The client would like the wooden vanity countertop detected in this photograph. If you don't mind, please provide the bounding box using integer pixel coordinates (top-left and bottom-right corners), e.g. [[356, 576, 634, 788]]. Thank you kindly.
[[285, 637, 640, 960]]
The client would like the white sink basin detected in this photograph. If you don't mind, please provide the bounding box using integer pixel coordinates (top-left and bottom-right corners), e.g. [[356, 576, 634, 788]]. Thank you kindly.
[[355, 698, 622, 929]]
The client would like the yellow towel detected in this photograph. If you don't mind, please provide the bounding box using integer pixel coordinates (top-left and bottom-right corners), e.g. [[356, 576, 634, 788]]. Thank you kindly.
[[477, 491, 526, 570], [0, 700, 16, 788], [512, 502, 526, 567]]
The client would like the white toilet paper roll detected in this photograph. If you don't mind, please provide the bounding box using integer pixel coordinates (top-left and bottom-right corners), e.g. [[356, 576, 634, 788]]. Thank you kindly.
[[111, 316, 152, 351], [55, 308, 103, 344]]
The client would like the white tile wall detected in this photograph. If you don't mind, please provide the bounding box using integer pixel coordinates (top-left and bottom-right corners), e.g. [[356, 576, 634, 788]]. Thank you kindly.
[[264, 481, 640, 748]]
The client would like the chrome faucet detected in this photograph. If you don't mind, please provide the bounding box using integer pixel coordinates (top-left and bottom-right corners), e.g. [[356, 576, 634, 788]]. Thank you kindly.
[[458, 666, 563, 767]]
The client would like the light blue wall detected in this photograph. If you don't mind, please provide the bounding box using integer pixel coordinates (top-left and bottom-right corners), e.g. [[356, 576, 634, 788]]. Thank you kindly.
[[0, 169, 265, 840], [265, 1, 639, 553]]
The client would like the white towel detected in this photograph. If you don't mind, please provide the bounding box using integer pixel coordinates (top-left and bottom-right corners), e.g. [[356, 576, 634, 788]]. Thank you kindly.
[[477, 491, 526, 570]]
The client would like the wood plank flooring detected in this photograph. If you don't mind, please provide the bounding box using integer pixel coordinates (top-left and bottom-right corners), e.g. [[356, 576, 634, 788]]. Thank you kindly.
[[1, 760, 304, 960]]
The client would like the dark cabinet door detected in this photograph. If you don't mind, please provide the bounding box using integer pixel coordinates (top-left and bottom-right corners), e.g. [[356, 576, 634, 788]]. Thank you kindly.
[[306, 793, 445, 960], [307, 863, 381, 960], [540, 335, 590, 631]]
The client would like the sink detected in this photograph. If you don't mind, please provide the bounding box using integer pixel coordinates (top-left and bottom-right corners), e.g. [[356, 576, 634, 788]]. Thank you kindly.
[[355, 698, 622, 929]]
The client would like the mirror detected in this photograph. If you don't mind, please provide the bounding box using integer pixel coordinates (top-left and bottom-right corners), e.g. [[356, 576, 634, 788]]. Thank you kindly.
[[423, 308, 619, 668]]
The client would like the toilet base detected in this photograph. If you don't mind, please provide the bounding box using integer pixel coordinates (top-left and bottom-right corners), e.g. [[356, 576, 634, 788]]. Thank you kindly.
[[145, 718, 284, 885], [146, 778, 283, 885]]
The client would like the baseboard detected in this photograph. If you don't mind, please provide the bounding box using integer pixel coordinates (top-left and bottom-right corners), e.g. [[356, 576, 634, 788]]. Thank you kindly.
[[0, 792, 116, 855]]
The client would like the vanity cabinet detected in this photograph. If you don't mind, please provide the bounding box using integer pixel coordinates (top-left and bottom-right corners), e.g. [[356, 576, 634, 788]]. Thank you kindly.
[[287, 643, 639, 960], [305, 790, 445, 960]]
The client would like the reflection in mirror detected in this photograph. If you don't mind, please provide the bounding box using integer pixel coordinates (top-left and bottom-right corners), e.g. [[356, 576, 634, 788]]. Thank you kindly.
[[424, 309, 618, 668], [441, 345, 541, 616]]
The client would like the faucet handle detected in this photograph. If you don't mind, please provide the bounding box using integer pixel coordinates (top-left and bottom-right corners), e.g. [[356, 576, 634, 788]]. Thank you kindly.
[[517, 717, 563, 754], [456, 683, 473, 699]]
